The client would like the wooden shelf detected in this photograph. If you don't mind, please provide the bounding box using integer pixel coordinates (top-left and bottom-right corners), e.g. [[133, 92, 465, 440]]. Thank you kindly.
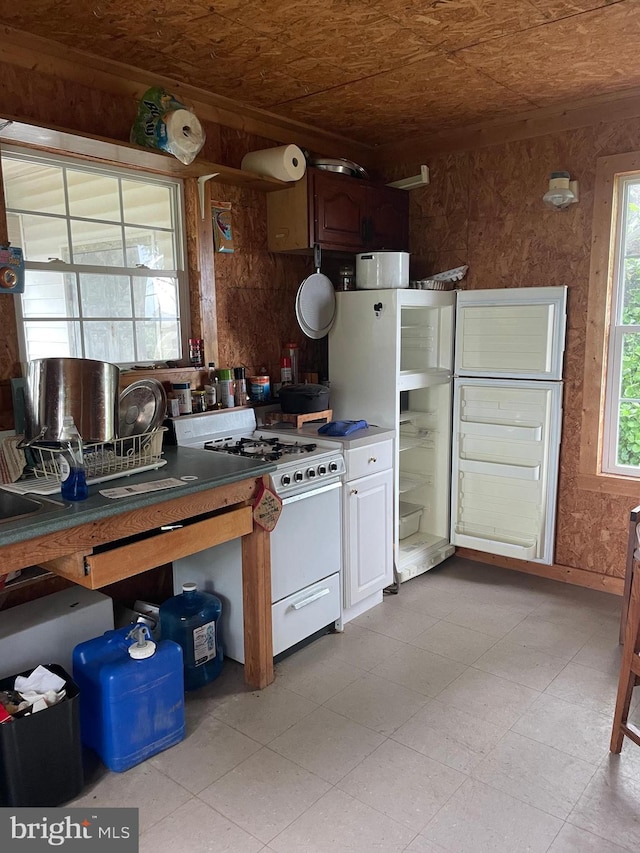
[[0, 114, 289, 192]]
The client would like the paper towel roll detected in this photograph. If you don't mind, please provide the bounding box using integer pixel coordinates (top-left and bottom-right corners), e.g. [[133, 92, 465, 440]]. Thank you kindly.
[[241, 144, 306, 182], [164, 109, 205, 165]]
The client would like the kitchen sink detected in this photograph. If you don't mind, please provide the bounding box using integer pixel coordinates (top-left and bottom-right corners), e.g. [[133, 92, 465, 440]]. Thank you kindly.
[[0, 491, 65, 523]]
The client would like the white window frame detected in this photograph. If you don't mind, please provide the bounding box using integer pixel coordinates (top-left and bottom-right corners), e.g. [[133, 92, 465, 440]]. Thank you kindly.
[[2, 144, 190, 367], [602, 173, 640, 476]]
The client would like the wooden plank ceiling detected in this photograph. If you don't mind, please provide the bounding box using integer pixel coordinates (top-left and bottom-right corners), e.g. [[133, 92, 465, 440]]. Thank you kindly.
[[1, 0, 639, 149]]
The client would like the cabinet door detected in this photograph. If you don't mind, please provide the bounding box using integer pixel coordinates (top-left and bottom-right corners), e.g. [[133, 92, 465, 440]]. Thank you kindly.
[[345, 468, 393, 607], [368, 186, 409, 251], [313, 170, 368, 251]]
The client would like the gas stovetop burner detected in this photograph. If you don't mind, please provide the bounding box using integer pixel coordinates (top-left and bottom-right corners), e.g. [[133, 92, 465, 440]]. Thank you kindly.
[[203, 436, 318, 463]]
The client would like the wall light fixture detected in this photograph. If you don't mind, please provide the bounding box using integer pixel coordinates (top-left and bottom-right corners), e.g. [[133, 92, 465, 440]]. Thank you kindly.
[[543, 171, 579, 210]]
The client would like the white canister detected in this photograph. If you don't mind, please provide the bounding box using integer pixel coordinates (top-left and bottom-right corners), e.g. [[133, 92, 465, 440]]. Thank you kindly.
[[171, 382, 192, 415], [356, 251, 410, 290]]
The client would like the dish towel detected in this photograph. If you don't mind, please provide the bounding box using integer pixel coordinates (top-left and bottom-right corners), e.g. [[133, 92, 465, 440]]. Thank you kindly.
[[0, 435, 26, 483]]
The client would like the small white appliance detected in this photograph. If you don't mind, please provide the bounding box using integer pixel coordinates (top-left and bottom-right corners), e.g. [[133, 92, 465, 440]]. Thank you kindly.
[[356, 251, 409, 290], [171, 408, 345, 661]]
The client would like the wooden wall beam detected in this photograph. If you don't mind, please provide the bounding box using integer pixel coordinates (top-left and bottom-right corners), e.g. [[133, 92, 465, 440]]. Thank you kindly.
[[184, 178, 218, 367], [0, 25, 374, 165], [373, 87, 640, 165], [455, 548, 625, 596]]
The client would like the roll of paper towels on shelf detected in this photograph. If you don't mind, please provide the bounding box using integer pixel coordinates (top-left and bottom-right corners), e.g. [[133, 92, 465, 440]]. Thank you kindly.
[[241, 145, 306, 182], [130, 86, 206, 165]]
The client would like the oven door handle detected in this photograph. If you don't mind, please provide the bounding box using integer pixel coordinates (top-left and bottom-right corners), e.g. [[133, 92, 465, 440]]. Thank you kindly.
[[291, 587, 331, 610], [281, 480, 342, 506]]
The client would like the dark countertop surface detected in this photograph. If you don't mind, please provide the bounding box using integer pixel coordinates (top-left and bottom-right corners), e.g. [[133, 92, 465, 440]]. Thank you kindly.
[[0, 446, 276, 548]]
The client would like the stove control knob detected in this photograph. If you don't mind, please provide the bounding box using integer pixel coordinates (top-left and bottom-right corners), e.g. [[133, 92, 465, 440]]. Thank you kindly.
[[329, 461, 339, 473], [317, 464, 327, 476], [306, 467, 316, 479], [281, 473, 291, 486], [294, 470, 304, 482]]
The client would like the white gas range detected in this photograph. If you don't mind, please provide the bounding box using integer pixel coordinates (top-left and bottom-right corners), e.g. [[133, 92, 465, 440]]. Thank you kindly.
[[171, 408, 345, 497], [171, 408, 344, 662]]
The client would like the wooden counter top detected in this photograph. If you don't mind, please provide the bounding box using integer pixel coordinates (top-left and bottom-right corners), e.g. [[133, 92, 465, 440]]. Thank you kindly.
[[0, 446, 277, 689]]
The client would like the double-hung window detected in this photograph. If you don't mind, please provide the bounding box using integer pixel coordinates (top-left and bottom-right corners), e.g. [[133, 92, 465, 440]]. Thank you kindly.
[[2, 147, 187, 365], [603, 173, 640, 475]]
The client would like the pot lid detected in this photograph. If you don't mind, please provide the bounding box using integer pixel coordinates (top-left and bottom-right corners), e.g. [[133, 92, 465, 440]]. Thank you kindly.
[[119, 378, 167, 438], [296, 272, 336, 340], [279, 383, 328, 397]]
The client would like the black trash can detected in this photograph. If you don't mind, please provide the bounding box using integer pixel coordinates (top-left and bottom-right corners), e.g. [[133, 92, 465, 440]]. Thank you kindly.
[[0, 664, 84, 806]]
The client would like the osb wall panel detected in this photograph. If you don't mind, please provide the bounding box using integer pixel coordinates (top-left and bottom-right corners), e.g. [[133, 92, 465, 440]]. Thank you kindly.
[[0, 63, 324, 429], [406, 117, 640, 581]]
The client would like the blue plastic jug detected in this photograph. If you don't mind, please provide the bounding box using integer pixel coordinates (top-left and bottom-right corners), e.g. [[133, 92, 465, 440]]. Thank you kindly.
[[160, 582, 224, 691], [72, 625, 185, 772]]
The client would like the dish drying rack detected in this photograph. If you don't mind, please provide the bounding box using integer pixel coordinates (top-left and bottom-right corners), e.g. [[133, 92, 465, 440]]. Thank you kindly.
[[5, 429, 167, 496]]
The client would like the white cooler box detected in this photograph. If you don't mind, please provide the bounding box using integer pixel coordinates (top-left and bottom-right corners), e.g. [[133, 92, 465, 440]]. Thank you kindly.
[[0, 586, 114, 679]]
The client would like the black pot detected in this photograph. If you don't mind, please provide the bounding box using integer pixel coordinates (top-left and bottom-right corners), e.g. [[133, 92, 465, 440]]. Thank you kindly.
[[279, 383, 330, 414]]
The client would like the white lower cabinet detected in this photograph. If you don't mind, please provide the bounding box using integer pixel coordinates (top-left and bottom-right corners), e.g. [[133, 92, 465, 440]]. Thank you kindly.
[[343, 455, 393, 610]]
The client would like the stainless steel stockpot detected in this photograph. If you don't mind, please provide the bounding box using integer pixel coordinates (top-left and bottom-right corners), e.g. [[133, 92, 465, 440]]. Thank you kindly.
[[24, 357, 120, 444]]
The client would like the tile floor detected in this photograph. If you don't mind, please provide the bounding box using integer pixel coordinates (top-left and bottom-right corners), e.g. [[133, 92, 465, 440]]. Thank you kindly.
[[71, 557, 640, 852]]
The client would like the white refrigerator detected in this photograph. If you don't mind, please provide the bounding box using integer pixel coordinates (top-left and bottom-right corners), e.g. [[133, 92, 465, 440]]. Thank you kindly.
[[328, 285, 567, 581]]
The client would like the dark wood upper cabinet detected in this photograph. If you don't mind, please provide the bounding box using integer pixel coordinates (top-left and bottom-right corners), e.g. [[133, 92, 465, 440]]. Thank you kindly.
[[267, 167, 409, 254]]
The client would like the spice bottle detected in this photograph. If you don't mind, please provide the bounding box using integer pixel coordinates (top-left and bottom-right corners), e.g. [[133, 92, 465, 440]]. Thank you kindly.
[[218, 369, 235, 408], [280, 356, 292, 385], [283, 343, 299, 385], [234, 367, 248, 407]]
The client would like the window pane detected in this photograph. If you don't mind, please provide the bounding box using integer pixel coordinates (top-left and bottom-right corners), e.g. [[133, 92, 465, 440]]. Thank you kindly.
[[136, 319, 180, 361], [125, 226, 175, 269], [67, 170, 121, 221], [24, 321, 81, 359], [70, 219, 124, 266], [617, 333, 640, 467], [621, 258, 640, 325], [3, 159, 66, 214], [20, 214, 69, 262], [84, 321, 135, 362], [122, 180, 172, 229], [22, 270, 78, 318], [79, 274, 131, 318], [133, 276, 178, 319]]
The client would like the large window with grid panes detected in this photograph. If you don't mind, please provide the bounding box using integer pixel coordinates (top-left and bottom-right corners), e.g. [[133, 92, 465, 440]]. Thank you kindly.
[[2, 146, 187, 366]]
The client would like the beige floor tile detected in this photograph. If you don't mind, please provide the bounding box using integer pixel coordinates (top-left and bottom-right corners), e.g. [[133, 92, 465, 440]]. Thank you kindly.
[[473, 637, 569, 691], [70, 762, 191, 834], [324, 622, 406, 670], [410, 619, 498, 664], [545, 661, 620, 717], [149, 713, 261, 793], [532, 600, 614, 633], [392, 698, 510, 773], [471, 730, 597, 819], [375, 644, 467, 697], [548, 823, 629, 853], [389, 582, 465, 619], [504, 613, 594, 661], [337, 739, 465, 832], [443, 599, 530, 638], [353, 600, 439, 641], [572, 629, 623, 676], [569, 757, 640, 850], [211, 681, 317, 744], [199, 747, 330, 844], [421, 778, 563, 853], [325, 673, 429, 735], [404, 836, 452, 853], [139, 796, 263, 853], [269, 706, 384, 783], [435, 667, 540, 729], [512, 693, 612, 765], [269, 787, 416, 853], [275, 642, 365, 704]]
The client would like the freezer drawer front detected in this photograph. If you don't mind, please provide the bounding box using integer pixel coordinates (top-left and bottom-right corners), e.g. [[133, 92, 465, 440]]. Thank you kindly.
[[450, 379, 562, 564], [455, 286, 567, 380], [272, 572, 341, 656]]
